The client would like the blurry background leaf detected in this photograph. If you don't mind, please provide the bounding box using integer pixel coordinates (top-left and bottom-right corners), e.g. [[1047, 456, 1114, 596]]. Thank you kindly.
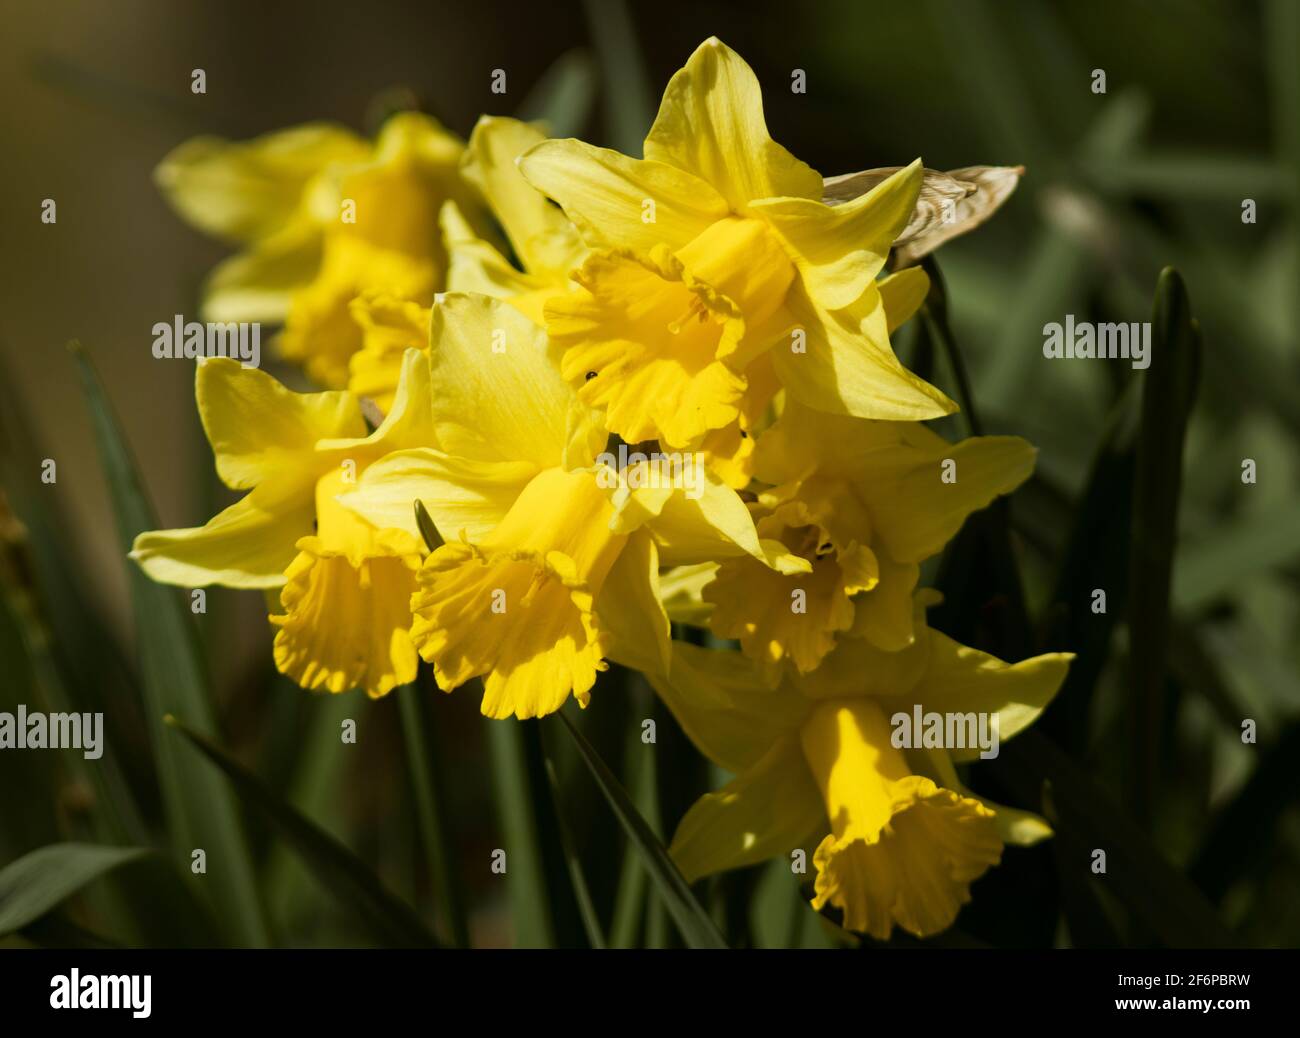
[[167, 716, 439, 949], [516, 48, 597, 138], [0, 843, 149, 937], [71, 341, 269, 948]]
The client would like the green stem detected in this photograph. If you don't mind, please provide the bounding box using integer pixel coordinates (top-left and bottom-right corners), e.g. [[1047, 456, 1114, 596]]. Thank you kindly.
[[399, 675, 470, 948]]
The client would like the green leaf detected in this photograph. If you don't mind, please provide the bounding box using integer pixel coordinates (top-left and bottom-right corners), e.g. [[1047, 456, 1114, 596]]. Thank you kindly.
[[555, 710, 728, 949], [515, 49, 598, 138], [485, 717, 590, 948], [1127, 270, 1201, 818], [608, 695, 658, 948], [581, 0, 655, 156], [262, 688, 372, 936], [485, 720, 553, 946], [398, 676, 469, 947], [1174, 498, 1300, 612], [0, 843, 150, 937], [1040, 785, 1126, 948], [165, 716, 439, 949], [538, 727, 605, 949], [1004, 732, 1236, 948], [69, 341, 269, 947], [1038, 382, 1140, 752]]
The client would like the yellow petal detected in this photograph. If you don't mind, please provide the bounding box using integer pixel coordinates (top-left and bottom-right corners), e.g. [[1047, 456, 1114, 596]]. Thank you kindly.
[[705, 530, 879, 674], [130, 478, 313, 589], [863, 428, 1037, 563], [846, 551, 922, 651], [155, 122, 366, 244], [461, 116, 587, 279], [201, 222, 322, 324], [794, 603, 933, 701], [609, 465, 810, 573], [340, 111, 467, 257], [878, 265, 930, 333], [279, 234, 438, 389], [318, 347, 440, 461], [276, 112, 469, 387], [772, 281, 956, 420], [751, 161, 922, 311], [346, 294, 431, 413], [913, 632, 1073, 761], [442, 199, 544, 300], [270, 533, 421, 698], [518, 138, 729, 253], [195, 357, 365, 490], [673, 216, 796, 361], [644, 37, 823, 210], [426, 294, 582, 470], [338, 447, 536, 543], [545, 247, 748, 445], [670, 737, 824, 883], [799, 699, 1002, 938], [596, 531, 671, 678], [923, 747, 1053, 846], [408, 467, 625, 719], [657, 562, 717, 626], [644, 642, 809, 775]]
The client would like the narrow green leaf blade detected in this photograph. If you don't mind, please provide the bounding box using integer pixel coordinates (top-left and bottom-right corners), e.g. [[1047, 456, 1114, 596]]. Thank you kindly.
[[556, 711, 727, 949], [1039, 382, 1140, 751], [515, 49, 598, 138], [1127, 270, 1201, 818], [70, 341, 269, 947], [581, 0, 655, 157], [398, 678, 469, 947], [0, 843, 150, 936], [166, 716, 439, 949]]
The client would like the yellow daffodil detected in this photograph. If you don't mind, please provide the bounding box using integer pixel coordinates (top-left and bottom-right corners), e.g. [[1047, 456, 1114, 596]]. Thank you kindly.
[[130, 351, 438, 696], [158, 112, 480, 389], [648, 593, 1072, 940], [336, 293, 804, 719], [518, 37, 956, 487], [664, 401, 1036, 670], [155, 121, 368, 323], [345, 116, 587, 412]]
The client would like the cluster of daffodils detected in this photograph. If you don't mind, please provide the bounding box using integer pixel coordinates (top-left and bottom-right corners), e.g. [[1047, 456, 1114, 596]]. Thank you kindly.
[[134, 38, 1071, 941]]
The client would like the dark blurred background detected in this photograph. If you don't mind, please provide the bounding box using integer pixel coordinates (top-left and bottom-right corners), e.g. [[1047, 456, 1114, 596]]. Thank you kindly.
[[2, 0, 1296, 947]]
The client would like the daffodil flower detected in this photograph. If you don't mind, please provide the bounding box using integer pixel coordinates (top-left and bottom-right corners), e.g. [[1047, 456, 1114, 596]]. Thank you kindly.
[[337, 293, 805, 720], [518, 37, 957, 486], [158, 113, 480, 389], [648, 593, 1072, 940], [130, 351, 438, 697], [665, 400, 1037, 670], [346, 115, 589, 411]]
